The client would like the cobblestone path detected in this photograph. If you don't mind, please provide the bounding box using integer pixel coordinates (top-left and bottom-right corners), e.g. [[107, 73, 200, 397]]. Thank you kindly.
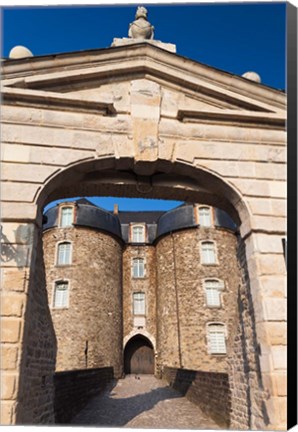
[[71, 375, 220, 429]]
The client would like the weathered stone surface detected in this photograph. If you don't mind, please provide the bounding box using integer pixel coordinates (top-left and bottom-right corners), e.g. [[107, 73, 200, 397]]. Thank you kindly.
[[43, 226, 123, 377], [1, 374, 17, 400], [1, 319, 21, 343], [1, 269, 28, 292], [1, 293, 24, 317], [1, 347, 19, 370]]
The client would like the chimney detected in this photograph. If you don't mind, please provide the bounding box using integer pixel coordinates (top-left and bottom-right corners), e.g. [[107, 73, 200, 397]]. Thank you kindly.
[[113, 204, 119, 215]]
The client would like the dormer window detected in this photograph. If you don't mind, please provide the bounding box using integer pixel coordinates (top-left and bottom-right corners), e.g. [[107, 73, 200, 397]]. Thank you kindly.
[[132, 225, 145, 243], [60, 206, 73, 228], [199, 206, 212, 227]]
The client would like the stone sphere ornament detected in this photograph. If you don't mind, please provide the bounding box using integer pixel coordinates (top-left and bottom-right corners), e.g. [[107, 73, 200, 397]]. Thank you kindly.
[[9, 45, 33, 59], [242, 71, 261, 83], [128, 6, 154, 40]]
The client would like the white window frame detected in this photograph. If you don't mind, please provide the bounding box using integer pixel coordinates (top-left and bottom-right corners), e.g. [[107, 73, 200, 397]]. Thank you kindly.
[[132, 258, 145, 278], [204, 279, 224, 308], [198, 206, 212, 227], [52, 280, 69, 309], [131, 224, 146, 243], [133, 292, 146, 316], [56, 241, 72, 266], [60, 206, 74, 228], [207, 323, 227, 355], [201, 241, 217, 265]]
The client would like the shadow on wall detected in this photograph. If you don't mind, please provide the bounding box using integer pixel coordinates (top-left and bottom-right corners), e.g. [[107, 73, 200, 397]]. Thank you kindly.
[[236, 237, 270, 428], [15, 229, 57, 424], [0, 225, 32, 270]]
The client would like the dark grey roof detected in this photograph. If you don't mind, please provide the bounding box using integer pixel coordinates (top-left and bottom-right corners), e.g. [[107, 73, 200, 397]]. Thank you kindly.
[[117, 211, 165, 225]]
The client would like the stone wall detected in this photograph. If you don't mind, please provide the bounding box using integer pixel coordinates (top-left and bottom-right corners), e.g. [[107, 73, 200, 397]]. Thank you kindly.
[[54, 367, 113, 424], [163, 366, 231, 427], [122, 245, 157, 347], [155, 227, 241, 372], [14, 229, 57, 424], [228, 237, 271, 430], [43, 226, 123, 377]]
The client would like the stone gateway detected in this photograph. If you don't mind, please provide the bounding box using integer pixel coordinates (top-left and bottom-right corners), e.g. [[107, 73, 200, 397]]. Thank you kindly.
[[1, 7, 286, 430]]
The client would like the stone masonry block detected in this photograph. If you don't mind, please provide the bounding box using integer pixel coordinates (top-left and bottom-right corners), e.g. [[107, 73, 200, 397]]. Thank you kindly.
[[0, 374, 17, 400], [0, 401, 14, 424], [1, 202, 37, 222], [1, 143, 30, 163], [2, 269, 28, 292], [256, 322, 286, 346], [1, 319, 21, 343], [1, 293, 24, 317], [271, 346, 287, 370], [1, 223, 34, 245], [255, 254, 286, 276], [259, 276, 286, 298], [1, 182, 39, 203], [264, 297, 286, 322], [0, 244, 32, 268], [1, 346, 19, 370]]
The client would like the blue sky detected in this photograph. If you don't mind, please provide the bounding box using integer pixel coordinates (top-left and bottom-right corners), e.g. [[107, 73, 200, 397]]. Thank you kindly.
[[2, 2, 287, 212]]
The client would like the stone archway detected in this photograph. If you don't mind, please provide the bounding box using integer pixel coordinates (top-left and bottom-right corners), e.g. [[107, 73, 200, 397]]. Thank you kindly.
[[1, 43, 286, 427]]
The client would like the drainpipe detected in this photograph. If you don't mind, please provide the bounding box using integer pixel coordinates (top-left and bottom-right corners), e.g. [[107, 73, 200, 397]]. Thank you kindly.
[[171, 232, 182, 368]]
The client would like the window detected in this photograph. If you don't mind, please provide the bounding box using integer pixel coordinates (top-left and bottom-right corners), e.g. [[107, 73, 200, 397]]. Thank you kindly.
[[199, 207, 212, 227], [207, 323, 227, 354], [53, 282, 69, 308], [60, 207, 73, 227], [132, 225, 145, 243], [133, 292, 145, 315], [57, 242, 72, 265], [132, 258, 145, 278], [204, 280, 224, 307], [201, 241, 217, 264]]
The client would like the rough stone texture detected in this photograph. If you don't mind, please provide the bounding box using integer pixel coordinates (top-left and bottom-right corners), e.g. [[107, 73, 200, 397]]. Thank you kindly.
[[71, 374, 219, 429], [228, 237, 271, 430], [54, 367, 113, 423], [122, 245, 157, 351], [14, 229, 57, 424], [163, 366, 231, 427], [43, 225, 123, 377], [156, 227, 240, 373]]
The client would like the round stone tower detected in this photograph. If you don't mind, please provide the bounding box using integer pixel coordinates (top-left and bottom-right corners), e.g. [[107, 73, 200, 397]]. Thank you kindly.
[[43, 199, 123, 377]]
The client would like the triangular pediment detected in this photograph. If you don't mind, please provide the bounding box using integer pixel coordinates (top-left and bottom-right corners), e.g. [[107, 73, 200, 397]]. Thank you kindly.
[[2, 43, 286, 122]]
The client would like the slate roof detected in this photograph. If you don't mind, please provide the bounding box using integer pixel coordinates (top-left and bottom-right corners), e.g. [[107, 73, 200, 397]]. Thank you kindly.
[[117, 211, 165, 225]]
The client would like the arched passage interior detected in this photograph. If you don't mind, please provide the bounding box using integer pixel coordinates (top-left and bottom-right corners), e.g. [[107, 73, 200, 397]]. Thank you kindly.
[[124, 335, 154, 375]]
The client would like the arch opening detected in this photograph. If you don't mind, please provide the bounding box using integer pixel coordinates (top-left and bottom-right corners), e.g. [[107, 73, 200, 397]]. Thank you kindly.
[[124, 335, 154, 375]]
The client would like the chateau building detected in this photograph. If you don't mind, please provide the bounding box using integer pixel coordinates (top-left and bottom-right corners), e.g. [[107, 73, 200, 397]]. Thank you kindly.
[[43, 198, 240, 378], [1, 5, 287, 429]]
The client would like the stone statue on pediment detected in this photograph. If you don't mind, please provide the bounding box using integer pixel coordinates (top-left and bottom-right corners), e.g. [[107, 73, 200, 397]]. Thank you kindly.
[[128, 6, 154, 40]]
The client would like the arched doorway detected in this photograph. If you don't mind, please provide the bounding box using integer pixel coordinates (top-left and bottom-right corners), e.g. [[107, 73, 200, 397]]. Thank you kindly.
[[124, 335, 154, 374]]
